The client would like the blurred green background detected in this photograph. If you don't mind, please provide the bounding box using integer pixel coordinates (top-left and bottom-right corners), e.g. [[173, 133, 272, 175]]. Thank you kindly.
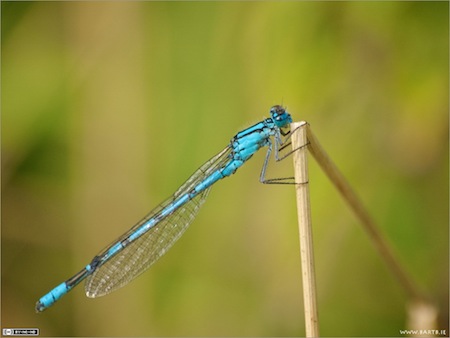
[[2, 2, 448, 337]]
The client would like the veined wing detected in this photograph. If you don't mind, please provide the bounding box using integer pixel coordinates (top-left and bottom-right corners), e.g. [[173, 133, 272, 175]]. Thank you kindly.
[[85, 146, 232, 297]]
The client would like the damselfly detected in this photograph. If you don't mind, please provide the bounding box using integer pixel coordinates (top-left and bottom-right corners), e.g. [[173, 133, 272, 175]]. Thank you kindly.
[[36, 105, 295, 312]]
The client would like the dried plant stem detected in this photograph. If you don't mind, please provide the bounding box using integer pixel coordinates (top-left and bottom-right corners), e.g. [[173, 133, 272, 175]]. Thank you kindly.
[[291, 121, 436, 336], [304, 123, 426, 302], [291, 122, 320, 337]]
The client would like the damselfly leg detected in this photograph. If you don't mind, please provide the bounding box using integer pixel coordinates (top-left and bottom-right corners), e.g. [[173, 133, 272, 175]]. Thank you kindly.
[[260, 122, 310, 185]]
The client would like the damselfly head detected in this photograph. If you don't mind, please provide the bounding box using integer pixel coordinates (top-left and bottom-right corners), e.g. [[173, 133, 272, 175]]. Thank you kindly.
[[270, 105, 292, 128]]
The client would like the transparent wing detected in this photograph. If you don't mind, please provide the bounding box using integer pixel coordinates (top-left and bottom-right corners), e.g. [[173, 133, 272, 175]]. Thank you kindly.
[[85, 146, 232, 297]]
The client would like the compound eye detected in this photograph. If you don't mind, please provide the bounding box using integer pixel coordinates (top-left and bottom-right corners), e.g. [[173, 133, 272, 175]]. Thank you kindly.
[[270, 105, 282, 114]]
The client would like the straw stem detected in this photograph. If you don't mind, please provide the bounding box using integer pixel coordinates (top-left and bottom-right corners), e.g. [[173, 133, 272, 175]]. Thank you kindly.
[[291, 121, 320, 337], [304, 124, 426, 302]]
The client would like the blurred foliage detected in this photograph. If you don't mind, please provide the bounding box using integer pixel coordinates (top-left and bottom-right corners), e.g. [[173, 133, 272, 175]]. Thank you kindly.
[[2, 2, 448, 337]]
